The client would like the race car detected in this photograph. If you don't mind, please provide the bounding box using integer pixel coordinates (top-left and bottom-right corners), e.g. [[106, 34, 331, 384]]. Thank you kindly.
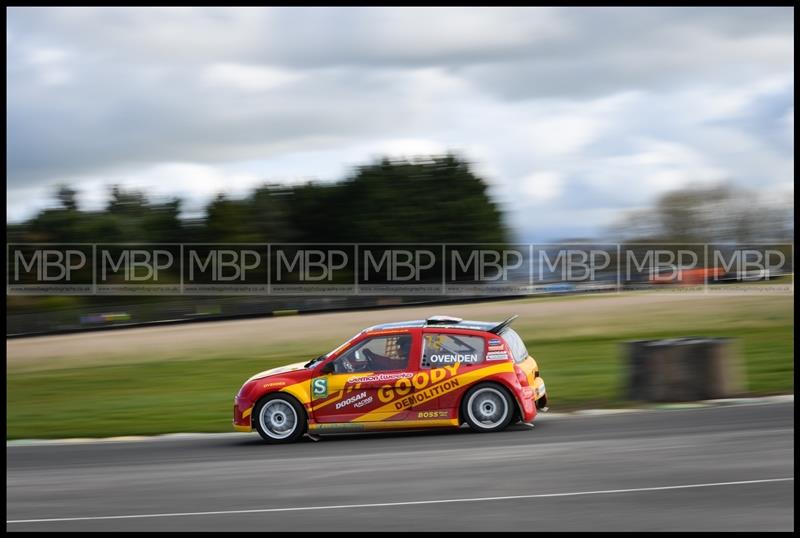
[[233, 315, 547, 443]]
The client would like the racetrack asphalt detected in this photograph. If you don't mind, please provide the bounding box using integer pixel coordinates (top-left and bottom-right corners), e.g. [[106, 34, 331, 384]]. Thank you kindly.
[[6, 401, 794, 531]]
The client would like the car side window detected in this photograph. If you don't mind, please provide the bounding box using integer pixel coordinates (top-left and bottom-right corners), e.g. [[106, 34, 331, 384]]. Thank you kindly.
[[500, 328, 529, 363], [331, 334, 412, 374], [421, 333, 485, 368]]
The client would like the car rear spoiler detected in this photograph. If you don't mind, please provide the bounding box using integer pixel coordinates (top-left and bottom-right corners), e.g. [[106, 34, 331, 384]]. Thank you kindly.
[[488, 315, 518, 334]]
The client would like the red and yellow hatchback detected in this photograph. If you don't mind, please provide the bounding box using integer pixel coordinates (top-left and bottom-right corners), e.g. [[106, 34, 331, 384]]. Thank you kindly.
[[233, 315, 547, 443]]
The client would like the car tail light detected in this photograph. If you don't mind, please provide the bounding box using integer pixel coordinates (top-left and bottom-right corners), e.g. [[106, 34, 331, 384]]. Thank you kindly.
[[514, 365, 529, 386]]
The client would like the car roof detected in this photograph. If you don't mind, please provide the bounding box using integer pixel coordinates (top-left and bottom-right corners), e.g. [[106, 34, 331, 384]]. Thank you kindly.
[[364, 319, 499, 333]]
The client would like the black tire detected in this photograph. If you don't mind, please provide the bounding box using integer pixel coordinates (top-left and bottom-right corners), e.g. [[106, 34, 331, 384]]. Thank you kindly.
[[253, 393, 308, 443], [461, 383, 515, 433]]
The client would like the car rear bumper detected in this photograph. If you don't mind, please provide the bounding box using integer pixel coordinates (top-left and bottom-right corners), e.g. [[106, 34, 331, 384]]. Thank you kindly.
[[533, 377, 547, 410]]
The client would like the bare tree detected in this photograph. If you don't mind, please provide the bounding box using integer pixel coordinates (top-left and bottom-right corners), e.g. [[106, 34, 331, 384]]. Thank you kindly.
[[612, 183, 793, 243]]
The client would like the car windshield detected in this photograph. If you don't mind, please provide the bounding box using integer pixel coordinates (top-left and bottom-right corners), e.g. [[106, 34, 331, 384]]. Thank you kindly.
[[303, 332, 362, 368], [303, 355, 327, 369]]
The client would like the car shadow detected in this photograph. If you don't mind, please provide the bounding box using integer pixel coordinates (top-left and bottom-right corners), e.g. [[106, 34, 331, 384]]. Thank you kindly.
[[233, 422, 539, 446]]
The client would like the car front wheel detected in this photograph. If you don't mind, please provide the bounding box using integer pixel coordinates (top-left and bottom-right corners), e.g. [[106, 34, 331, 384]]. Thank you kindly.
[[462, 384, 514, 433], [254, 394, 307, 443]]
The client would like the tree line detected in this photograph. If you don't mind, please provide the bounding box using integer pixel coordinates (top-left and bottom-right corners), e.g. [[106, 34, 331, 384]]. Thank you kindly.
[[7, 155, 508, 245]]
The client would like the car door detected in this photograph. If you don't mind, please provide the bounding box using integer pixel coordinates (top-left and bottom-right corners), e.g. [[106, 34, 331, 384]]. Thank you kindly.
[[414, 329, 488, 420], [311, 331, 416, 423]]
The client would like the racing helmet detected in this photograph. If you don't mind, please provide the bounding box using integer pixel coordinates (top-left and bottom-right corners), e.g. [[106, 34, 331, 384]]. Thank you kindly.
[[397, 335, 411, 357]]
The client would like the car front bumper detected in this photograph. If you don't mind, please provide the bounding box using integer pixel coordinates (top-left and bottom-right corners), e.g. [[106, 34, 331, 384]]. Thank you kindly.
[[233, 396, 254, 432]]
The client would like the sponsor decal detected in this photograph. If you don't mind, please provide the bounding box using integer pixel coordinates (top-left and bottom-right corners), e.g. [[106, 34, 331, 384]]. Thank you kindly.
[[311, 423, 367, 431], [346, 372, 413, 384], [488, 339, 502, 346], [425, 334, 446, 351], [262, 381, 286, 388], [377, 364, 460, 403], [312, 377, 328, 399], [353, 361, 513, 423], [393, 378, 460, 410], [417, 410, 449, 419], [429, 353, 479, 364], [354, 396, 374, 408], [335, 391, 368, 410], [486, 351, 509, 361]]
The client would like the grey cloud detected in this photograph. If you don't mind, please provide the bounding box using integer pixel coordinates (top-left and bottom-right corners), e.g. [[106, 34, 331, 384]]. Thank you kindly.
[[6, 7, 794, 239], [10, 7, 790, 71], [7, 8, 565, 69], [7, 57, 433, 183], [459, 10, 792, 100]]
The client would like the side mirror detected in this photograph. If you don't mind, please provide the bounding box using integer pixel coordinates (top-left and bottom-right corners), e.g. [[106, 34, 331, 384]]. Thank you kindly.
[[320, 362, 336, 375]]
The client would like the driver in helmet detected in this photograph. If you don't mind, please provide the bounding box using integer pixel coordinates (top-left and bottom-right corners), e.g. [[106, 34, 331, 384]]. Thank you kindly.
[[363, 336, 411, 371], [340, 336, 412, 373]]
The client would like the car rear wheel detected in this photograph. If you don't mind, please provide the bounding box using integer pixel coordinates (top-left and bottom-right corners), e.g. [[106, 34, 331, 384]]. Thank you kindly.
[[462, 384, 514, 433], [254, 394, 307, 443]]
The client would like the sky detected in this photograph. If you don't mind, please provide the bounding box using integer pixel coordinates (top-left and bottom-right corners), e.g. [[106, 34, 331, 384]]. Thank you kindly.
[[6, 7, 795, 241]]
